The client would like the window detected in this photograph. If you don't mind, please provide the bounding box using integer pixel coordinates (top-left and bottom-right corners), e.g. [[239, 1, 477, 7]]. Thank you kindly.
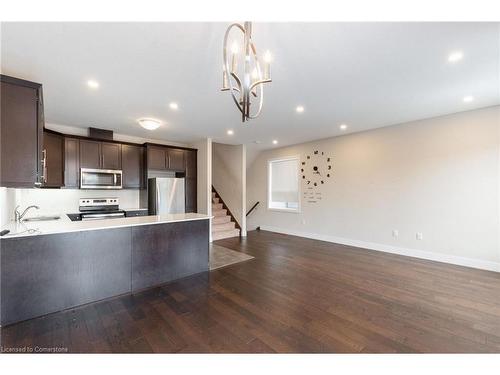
[[268, 156, 300, 212]]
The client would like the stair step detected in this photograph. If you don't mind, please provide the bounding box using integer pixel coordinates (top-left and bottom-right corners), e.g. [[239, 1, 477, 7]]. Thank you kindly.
[[212, 197, 220, 204], [212, 208, 227, 217], [212, 228, 240, 241], [212, 221, 235, 232], [212, 203, 223, 210], [212, 215, 231, 224], [212, 192, 216, 198]]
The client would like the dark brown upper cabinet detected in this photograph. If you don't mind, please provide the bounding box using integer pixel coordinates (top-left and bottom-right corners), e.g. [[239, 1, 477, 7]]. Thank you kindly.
[[147, 146, 167, 170], [42, 131, 64, 188], [167, 149, 185, 171], [64, 137, 80, 188], [122, 144, 144, 189], [0, 75, 44, 188], [79, 140, 101, 169], [101, 142, 121, 170], [185, 149, 197, 178], [80, 140, 121, 170], [184, 150, 197, 213], [145, 144, 189, 172], [185, 178, 197, 213]]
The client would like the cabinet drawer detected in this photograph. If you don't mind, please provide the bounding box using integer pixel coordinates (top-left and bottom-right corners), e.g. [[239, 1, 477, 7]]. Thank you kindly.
[[125, 210, 149, 217]]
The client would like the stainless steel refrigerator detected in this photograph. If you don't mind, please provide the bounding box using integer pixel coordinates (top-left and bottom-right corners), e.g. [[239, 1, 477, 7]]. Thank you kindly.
[[148, 177, 185, 215]]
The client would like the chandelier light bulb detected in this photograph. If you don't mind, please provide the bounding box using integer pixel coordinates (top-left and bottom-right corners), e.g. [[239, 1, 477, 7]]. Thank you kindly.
[[263, 50, 272, 63], [231, 42, 239, 54], [252, 68, 259, 80]]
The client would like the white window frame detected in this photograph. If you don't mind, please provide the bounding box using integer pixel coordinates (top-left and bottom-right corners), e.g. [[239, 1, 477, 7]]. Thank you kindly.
[[267, 155, 301, 213]]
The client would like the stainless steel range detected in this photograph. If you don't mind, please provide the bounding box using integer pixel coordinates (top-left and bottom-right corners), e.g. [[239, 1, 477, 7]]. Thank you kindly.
[[67, 198, 125, 221]]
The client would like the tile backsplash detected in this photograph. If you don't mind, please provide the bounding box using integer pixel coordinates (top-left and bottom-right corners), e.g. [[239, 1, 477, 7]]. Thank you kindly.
[[0, 188, 141, 225]]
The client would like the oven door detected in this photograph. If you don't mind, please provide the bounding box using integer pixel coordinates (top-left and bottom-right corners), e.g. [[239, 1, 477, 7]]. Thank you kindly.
[[80, 168, 122, 189]]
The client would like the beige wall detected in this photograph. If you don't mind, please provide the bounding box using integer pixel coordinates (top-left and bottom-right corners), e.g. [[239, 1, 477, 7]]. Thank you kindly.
[[212, 143, 246, 234], [247, 106, 500, 271]]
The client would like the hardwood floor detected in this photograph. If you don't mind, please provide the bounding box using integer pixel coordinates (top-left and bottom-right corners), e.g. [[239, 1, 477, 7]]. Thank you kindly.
[[1, 230, 500, 353]]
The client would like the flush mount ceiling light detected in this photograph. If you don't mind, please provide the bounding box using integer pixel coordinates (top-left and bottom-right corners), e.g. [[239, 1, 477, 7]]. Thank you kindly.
[[87, 80, 99, 89], [227, 129, 234, 135], [221, 21, 272, 122], [169, 102, 179, 110], [463, 95, 474, 103], [448, 51, 464, 63], [138, 118, 161, 130], [296, 105, 305, 113], [339, 124, 347, 130]]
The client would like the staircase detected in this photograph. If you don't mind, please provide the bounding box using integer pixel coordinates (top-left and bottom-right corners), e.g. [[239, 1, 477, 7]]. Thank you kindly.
[[211, 190, 240, 241]]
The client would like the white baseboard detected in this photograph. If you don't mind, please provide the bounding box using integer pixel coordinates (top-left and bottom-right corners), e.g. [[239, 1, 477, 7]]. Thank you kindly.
[[259, 225, 500, 273]]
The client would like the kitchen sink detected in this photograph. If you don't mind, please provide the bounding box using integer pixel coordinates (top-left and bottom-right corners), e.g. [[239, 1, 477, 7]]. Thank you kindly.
[[23, 215, 61, 222]]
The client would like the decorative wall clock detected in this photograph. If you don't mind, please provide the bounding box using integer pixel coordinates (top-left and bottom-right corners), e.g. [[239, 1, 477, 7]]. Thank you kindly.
[[301, 150, 333, 203]]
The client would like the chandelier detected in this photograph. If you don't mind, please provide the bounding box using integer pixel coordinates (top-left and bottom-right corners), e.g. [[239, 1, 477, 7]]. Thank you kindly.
[[221, 21, 272, 122]]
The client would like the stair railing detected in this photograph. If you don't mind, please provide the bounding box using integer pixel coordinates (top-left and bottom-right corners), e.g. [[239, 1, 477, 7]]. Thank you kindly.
[[246, 201, 260, 217]]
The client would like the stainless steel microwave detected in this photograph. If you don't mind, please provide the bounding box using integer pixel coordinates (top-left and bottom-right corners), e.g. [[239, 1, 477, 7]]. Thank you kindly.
[[80, 168, 122, 189]]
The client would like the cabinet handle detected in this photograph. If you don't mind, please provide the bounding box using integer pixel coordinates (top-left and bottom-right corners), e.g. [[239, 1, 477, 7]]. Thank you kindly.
[[40, 149, 47, 184]]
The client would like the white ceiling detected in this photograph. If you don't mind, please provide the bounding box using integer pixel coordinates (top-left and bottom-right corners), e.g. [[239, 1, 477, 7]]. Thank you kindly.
[[1, 22, 499, 152]]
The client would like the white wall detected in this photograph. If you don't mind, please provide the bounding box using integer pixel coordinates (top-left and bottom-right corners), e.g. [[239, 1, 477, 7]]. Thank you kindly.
[[1, 188, 140, 222], [247, 106, 500, 272], [212, 143, 246, 234]]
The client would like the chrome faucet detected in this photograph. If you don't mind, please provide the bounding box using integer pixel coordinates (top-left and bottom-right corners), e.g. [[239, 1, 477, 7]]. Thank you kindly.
[[14, 205, 40, 222]]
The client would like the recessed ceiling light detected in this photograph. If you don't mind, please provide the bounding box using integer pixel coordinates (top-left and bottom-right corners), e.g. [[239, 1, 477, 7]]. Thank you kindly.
[[339, 124, 348, 130], [448, 51, 464, 63], [272, 140, 278, 145], [295, 106, 304, 113], [169, 102, 179, 110], [138, 118, 162, 130], [87, 80, 99, 89], [227, 129, 234, 135], [463, 95, 474, 103]]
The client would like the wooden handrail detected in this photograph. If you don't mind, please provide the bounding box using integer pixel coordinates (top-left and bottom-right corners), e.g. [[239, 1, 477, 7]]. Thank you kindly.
[[246, 201, 260, 217]]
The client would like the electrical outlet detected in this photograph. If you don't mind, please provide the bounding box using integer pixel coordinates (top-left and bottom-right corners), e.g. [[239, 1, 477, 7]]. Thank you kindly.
[[416, 232, 423, 240], [301, 219, 306, 225], [392, 229, 399, 238]]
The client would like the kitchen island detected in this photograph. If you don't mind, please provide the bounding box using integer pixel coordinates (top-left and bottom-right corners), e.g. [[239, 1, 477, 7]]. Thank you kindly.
[[0, 213, 211, 326]]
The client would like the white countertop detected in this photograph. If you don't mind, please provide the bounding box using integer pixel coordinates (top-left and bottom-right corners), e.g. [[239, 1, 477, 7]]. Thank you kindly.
[[0, 213, 212, 239]]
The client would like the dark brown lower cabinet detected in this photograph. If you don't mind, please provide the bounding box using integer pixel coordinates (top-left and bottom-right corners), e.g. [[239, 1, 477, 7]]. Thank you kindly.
[[64, 137, 80, 188], [131, 220, 209, 291], [0, 219, 209, 326], [0, 228, 132, 326], [42, 131, 64, 187]]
